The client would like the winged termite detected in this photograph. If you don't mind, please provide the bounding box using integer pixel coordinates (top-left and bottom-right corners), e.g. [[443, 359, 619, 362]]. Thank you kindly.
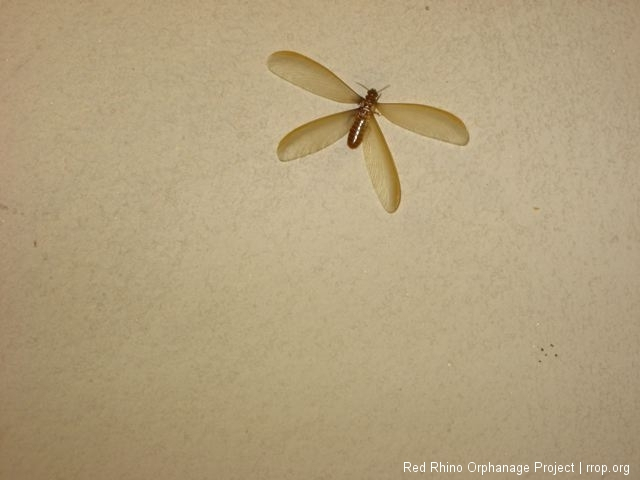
[[267, 50, 469, 213]]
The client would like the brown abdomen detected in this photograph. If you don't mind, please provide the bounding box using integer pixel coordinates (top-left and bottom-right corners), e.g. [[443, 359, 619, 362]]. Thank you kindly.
[[347, 114, 367, 149], [347, 89, 379, 149]]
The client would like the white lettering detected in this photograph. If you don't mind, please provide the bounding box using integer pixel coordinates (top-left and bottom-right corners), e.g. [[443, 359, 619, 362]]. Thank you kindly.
[[612, 464, 630, 476], [468, 462, 529, 476], [534, 462, 575, 475], [586, 464, 607, 475], [430, 462, 461, 473], [403, 462, 427, 472]]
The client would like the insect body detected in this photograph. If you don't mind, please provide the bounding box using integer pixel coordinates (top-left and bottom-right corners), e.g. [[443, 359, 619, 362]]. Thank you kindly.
[[348, 89, 379, 149], [267, 51, 469, 213]]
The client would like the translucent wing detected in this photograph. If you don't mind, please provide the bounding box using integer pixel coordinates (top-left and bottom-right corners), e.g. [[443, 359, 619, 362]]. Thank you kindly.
[[377, 103, 469, 146], [277, 109, 356, 161], [362, 115, 401, 213], [267, 51, 362, 104]]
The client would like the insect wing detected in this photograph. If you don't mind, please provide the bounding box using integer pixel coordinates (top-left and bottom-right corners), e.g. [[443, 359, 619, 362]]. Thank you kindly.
[[377, 103, 469, 146], [362, 115, 401, 213], [267, 51, 362, 104], [277, 109, 356, 161]]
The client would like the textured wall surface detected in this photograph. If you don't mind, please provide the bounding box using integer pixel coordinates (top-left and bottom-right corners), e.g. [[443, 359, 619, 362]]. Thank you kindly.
[[1, 1, 639, 479]]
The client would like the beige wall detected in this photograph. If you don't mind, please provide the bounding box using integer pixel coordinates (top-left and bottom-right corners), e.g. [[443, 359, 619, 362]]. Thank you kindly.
[[2, 1, 638, 478]]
